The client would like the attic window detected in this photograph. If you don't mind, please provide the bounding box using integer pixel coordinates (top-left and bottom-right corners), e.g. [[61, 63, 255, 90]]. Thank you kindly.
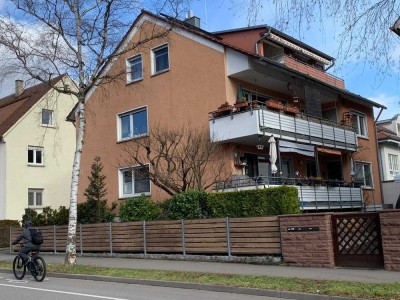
[[42, 109, 54, 126]]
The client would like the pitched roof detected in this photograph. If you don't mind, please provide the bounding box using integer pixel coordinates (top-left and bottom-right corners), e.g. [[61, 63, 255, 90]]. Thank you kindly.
[[0, 75, 64, 138], [377, 125, 400, 143]]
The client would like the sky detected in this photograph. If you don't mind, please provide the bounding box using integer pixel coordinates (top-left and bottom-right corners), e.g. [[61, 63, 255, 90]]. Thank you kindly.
[[1, 0, 399, 121]]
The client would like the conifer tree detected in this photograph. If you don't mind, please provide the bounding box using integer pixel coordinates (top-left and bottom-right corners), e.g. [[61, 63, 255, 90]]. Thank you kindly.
[[84, 156, 108, 203]]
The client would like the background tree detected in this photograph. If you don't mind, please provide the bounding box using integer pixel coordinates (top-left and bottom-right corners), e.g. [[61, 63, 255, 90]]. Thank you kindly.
[[121, 125, 232, 196], [79, 156, 116, 224], [0, 0, 188, 266]]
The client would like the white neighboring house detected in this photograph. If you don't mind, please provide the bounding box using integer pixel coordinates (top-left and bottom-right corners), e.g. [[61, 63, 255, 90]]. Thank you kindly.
[[0, 76, 78, 221], [377, 114, 400, 208]]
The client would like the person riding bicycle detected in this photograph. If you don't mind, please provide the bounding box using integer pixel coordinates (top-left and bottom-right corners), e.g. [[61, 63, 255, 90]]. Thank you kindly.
[[11, 220, 40, 269]]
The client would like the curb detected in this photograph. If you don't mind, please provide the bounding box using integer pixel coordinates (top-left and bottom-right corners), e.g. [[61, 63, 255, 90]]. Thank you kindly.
[[0, 268, 367, 300]]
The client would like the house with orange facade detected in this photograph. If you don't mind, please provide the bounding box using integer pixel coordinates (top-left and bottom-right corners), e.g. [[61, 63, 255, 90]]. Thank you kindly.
[[77, 10, 385, 211]]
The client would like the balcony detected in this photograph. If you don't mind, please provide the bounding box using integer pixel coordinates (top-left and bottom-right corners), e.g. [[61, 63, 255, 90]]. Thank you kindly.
[[282, 55, 345, 89], [209, 104, 357, 152], [215, 176, 363, 211]]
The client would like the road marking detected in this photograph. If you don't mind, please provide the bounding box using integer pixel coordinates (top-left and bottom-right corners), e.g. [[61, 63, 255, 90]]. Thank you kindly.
[[0, 283, 131, 300]]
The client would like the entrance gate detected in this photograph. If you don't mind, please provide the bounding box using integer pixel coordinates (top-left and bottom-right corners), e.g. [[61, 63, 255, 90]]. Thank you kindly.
[[332, 213, 384, 268]]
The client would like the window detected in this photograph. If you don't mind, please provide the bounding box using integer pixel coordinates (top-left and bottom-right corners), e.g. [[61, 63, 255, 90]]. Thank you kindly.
[[355, 162, 373, 188], [28, 146, 43, 165], [389, 154, 399, 175], [120, 165, 150, 197], [42, 109, 53, 126], [28, 189, 43, 207], [118, 108, 148, 141], [351, 111, 367, 137], [152, 44, 169, 74], [127, 54, 142, 82]]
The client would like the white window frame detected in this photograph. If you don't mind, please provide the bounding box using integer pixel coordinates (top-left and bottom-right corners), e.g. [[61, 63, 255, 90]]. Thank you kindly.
[[151, 43, 169, 75], [355, 161, 373, 189], [28, 146, 44, 166], [119, 164, 151, 198], [41, 109, 54, 127], [126, 54, 143, 83], [28, 189, 43, 208], [117, 106, 148, 142], [388, 154, 399, 175], [351, 110, 368, 138]]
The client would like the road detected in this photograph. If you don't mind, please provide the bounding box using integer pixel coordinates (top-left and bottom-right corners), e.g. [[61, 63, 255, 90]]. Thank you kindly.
[[0, 271, 277, 300]]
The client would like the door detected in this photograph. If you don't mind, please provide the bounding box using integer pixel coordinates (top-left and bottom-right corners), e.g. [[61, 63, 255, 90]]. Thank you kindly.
[[327, 160, 343, 180], [280, 158, 293, 178]]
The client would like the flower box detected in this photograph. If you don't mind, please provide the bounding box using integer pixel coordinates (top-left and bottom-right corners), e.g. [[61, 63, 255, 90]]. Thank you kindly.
[[234, 101, 249, 110], [266, 100, 284, 110], [283, 106, 300, 114]]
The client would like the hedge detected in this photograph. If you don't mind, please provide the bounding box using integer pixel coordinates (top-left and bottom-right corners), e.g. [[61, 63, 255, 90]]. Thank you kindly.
[[207, 186, 300, 217]]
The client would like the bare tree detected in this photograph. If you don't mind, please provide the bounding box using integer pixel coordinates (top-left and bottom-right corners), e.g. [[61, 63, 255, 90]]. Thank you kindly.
[[0, 0, 188, 266], [231, 0, 400, 78], [120, 125, 232, 196]]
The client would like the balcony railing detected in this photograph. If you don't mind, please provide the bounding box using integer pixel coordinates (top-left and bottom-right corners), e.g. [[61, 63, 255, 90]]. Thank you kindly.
[[215, 176, 363, 211], [209, 103, 358, 151], [283, 55, 345, 89]]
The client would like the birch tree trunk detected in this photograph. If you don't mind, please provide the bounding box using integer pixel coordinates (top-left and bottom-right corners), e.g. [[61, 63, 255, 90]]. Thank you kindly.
[[65, 99, 85, 266]]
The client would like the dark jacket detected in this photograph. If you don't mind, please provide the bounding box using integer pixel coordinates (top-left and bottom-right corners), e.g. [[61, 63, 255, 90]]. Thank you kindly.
[[12, 227, 36, 248]]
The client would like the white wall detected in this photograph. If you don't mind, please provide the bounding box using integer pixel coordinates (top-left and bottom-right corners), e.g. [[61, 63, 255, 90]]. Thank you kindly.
[[3, 80, 77, 220], [382, 181, 400, 208], [0, 142, 5, 219], [380, 144, 400, 181]]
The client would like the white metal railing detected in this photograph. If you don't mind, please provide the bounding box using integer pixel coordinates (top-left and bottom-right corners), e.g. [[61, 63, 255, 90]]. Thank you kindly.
[[215, 176, 363, 211]]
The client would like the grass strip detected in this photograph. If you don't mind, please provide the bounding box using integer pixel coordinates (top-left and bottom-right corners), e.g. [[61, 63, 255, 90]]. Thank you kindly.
[[0, 260, 399, 299]]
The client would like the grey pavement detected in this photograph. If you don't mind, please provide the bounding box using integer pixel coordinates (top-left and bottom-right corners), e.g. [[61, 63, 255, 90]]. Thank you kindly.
[[0, 252, 398, 284]]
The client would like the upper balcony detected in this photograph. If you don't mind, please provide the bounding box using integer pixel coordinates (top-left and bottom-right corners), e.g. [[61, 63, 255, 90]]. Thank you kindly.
[[209, 102, 357, 152]]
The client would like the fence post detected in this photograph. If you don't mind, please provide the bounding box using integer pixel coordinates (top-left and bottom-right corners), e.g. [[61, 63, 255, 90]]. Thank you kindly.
[[109, 222, 113, 256], [181, 219, 186, 256], [143, 221, 147, 256], [80, 224, 83, 255], [53, 225, 57, 254], [225, 217, 231, 257]]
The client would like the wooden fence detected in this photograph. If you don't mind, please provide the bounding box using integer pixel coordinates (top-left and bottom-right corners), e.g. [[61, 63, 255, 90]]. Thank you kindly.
[[9, 216, 281, 256]]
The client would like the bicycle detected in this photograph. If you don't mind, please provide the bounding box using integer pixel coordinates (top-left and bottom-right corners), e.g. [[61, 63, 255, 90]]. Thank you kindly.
[[13, 245, 47, 282]]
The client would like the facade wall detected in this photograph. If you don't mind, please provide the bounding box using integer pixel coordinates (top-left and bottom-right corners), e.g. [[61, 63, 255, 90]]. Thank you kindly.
[[280, 213, 335, 267], [0, 142, 5, 219], [3, 83, 77, 220], [79, 21, 229, 204], [218, 29, 265, 55], [380, 210, 400, 271], [379, 143, 400, 181], [381, 181, 400, 208]]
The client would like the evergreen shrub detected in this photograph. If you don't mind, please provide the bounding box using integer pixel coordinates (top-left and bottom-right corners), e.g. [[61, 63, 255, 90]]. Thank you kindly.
[[163, 190, 209, 220], [119, 195, 161, 221]]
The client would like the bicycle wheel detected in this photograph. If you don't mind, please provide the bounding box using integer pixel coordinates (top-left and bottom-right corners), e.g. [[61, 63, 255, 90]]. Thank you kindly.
[[12, 255, 26, 280], [32, 256, 46, 282]]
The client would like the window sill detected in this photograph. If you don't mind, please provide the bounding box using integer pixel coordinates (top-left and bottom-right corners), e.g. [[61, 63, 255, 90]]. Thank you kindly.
[[126, 78, 143, 86], [118, 193, 151, 200], [117, 134, 149, 144], [41, 124, 56, 128], [151, 69, 169, 77], [27, 164, 45, 167], [361, 186, 374, 190], [357, 135, 369, 140]]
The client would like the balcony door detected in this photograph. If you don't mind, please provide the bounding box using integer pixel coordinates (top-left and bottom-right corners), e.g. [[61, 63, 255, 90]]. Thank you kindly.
[[327, 160, 343, 180], [244, 153, 271, 178]]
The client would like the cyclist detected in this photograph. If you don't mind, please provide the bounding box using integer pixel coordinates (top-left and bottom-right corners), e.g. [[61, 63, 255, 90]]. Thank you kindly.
[[11, 220, 40, 270]]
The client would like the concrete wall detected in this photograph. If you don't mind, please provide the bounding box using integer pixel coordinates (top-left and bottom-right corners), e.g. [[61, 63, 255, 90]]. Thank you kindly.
[[3, 80, 77, 220], [279, 213, 335, 268], [380, 210, 400, 271]]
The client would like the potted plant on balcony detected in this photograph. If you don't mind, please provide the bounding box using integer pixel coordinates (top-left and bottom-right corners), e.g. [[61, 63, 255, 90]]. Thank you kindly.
[[234, 97, 249, 110], [266, 99, 284, 110], [283, 103, 300, 114]]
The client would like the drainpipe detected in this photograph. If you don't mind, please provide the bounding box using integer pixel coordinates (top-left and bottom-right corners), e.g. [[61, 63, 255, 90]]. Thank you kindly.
[[255, 28, 271, 56], [325, 58, 335, 72], [374, 107, 385, 208]]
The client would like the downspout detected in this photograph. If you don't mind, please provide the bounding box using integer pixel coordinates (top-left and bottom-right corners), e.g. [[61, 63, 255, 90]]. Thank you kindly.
[[325, 58, 335, 72], [255, 28, 271, 56], [374, 107, 385, 207]]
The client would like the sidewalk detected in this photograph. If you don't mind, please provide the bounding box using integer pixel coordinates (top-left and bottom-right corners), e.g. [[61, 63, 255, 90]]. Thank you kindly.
[[0, 252, 398, 284]]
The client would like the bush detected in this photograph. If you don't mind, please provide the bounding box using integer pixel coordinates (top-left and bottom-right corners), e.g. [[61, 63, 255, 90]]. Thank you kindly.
[[119, 195, 161, 222], [163, 190, 209, 220], [22, 206, 70, 226], [207, 186, 300, 217], [0, 220, 20, 227], [78, 199, 117, 224]]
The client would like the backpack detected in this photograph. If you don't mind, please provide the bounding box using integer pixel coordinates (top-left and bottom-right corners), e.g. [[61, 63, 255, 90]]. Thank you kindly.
[[29, 228, 44, 245]]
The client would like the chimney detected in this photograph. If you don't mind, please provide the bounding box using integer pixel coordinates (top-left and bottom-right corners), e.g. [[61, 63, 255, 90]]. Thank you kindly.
[[15, 80, 24, 97], [184, 10, 200, 28]]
